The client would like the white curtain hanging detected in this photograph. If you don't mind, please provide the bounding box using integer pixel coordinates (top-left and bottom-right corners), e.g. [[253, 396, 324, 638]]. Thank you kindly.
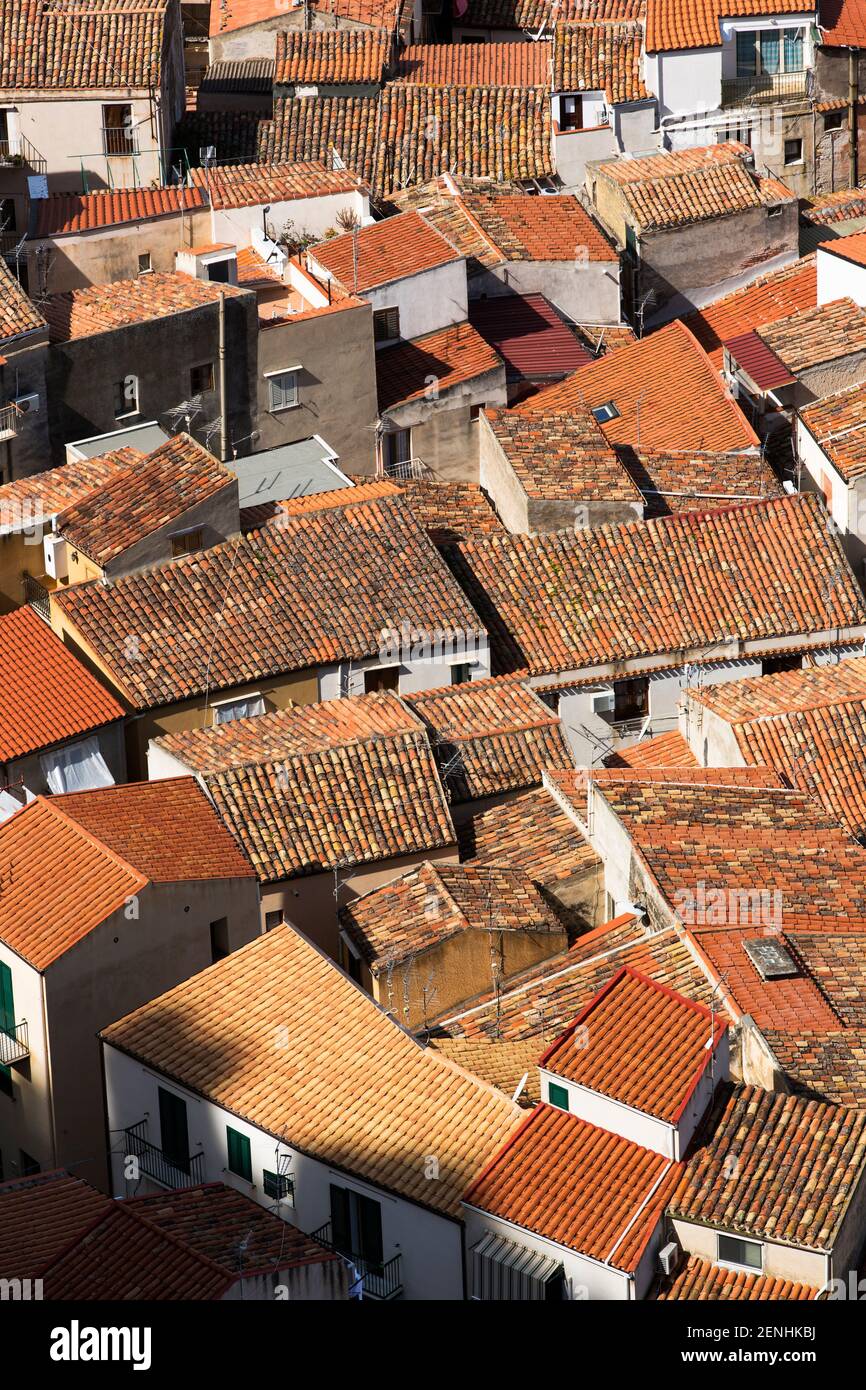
[[40, 736, 115, 795]]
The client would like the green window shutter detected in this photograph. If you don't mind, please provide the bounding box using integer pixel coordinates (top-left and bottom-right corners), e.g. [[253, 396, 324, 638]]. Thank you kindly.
[[548, 1082, 569, 1111], [226, 1126, 251, 1181], [0, 962, 14, 1037], [158, 1088, 190, 1174], [330, 1183, 352, 1253]]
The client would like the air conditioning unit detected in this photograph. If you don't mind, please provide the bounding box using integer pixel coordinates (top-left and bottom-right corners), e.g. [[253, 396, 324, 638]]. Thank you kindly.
[[43, 533, 68, 581], [592, 691, 614, 716], [659, 1242, 679, 1277], [14, 393, 39, 415]]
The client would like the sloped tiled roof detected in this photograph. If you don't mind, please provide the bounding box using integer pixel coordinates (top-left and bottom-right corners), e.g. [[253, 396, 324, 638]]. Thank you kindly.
[[452, 493, 864, 677], [153, 690, 420, 775], [756, 298, 866, 374], [0, 606, 125, 761], [800, 379, 866, 482], [464, 1102, 680, 1271], [0, 255, 46, 342], [102, 925, 521, 1216], [275, 27, 389, 86], [58, 433, 235, 567], [209, 0, 408, 35], [604, 730, 698, 769], [482, 406, 642, 502], [190, 159, 366, 209], [469, 293, 592, 382], [0, 1171, 110, 1279], [554, 20, 648, 103], [203, 729, 456, 881], [518, 319, 759, 452], [802, 185, 866, 226], [656, 1254, 820, 1301], [458, 0, 645, 27], [764, 1028, 866, 1108], [0, 0, 167, 92], [670, 1083, 866, 1251], [44, 272, 250, 342], [455, 191, 617, 262], [34, 186, 206, 240], [645, 0, 810, 53], [688, 656, 866, 725], [393, 477, 505, 545], [616, 445, 783, 516], [821, 0, 866, 46], [405, 673, 574, 802], [265, 96, 379, 183], [597, 143, 794, 233], [784, 932, 866, 1029], [309, 208, 461, 292], [54, 491, 482, 709], [394, 41, 552, 86], [539, 966, 723, 1122], [198, 57, 274, 95], [428, 1037, 541, 1105], [684, 255, 816, 369], [0, 448, 142, 526], [340, 860, 564, 970], [458, 785, 601, 887], [376, 320, 503, 413]]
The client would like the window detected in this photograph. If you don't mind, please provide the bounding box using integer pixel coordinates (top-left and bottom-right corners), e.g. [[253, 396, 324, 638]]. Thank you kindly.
[[373, 306, 400, 344], [0, 961, 14, 1099], [138, 251, 152, 274], [190, 362, 214, 396], [102, 103, 136, 156], [158, 1087, 190, 1174], [265, 910, 283, 932], [330, 1183, 384, 1271], [171, 528, 203, 558], [206, 258, 232, 283], [560, 94, 583, 131], [736, 27, 804, 77], [613, 676, 649, 722], [263, 1169, 294, 1201], [762, 653, 802, 677], [267, 369, 299, 412], [548, 1082, 569, 1110], [717, 1233, 763, 1271], [226, 1126, 252, 1182], [210, 917, 229, 963], [451, 663, 471, 685], [784, 137, 803, 166], [212, 693, 266, 724], [113, 375, 138, 419], [825, 111, 844, 132], [592, 401, 619, 424], [364, 666, 400, 693], [381, 428, 411, 475], [767, 204, 783, 218], [469, 403, 485, 421]]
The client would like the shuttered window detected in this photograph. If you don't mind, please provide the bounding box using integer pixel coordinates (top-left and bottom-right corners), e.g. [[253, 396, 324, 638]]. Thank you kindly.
[[227, 1126, 252, 1181]]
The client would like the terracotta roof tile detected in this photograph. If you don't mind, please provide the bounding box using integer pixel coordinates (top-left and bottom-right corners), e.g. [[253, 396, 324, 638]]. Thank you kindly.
[[44, 272, 250, 343], [406, 673, 574, 801], [469, 293, 592, 382], [464, 1102, 681, 1270], [820, 0, 866, 47], [459, 0, 644, 27], [657, 1253, 820, 1300], [685, 255, 816, 369], [34, 187, 206, 240], [54, 491, 481, 709], [670, 1083, 866, 1250], [597, 143, 794, 233], [428, 1037, 541, 1105], [452, 493, 863, 677], [617, 445, 782, 515], [309, 209, 461, 292], [688, 657, 866, 725], [454, 191, 617, 262], [390, 477, 505, 544], [394, 40, 552, 86], [764, 1028, 866, 1108], [604, 730, 698, 769], [341, 860, 564, 970], [0, 607, 124, 761], [0, 0, 168, 91], [190, 159, 366, 209], [102, 925, 521, 1216], [540, 966, 724, 1121], [265, 96, 380, 183], [377, 320, 503, 412], [785, 933, 866, 1029], [275, 27, 389, 86], [0, 1171, 110, 1279], [198, 57, 274, 95], [0, 255, 46, 341], [802, 186, 866, 226], [645, 0, 809, 53], [554, 20, 648, 102], [518, 319, 759, 451], [756, 298, 866, 374], [210, 0, 408, 36], [458, 786, 599, 887], [0, 449, 138, 524], [482, 406, 642, 503], [800, 379, 866, 482]]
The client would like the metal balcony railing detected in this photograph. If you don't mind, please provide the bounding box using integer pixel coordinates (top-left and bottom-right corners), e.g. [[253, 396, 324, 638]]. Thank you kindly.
[[124, 1120, 205, 1189], [0, 402, 21, 440], [311, 1221, 404, 1299], [379, 456, 429, 481], [721, 70, 809, 107], [102, 126, 140, 157], [0, 1020, 29, 1066], [22, 574, 50, 622], [0, 134, 46, 171]]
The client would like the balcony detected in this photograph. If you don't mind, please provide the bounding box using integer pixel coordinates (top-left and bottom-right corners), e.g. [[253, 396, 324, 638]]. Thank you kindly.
[[0, 402, 21, 441], [0, 1020, 29, 1067], [0, 134, 46, 172], [22, 574, 50, 623], [101, 127, 140, 158], [124, 1120, 205, 1189], [311, 1221, 404, 1299], [378, 456, 430, 481], [721, 70, 809, 108]]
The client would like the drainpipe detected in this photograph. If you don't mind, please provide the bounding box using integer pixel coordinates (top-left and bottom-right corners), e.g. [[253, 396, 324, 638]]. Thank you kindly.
[[218, 289, 228, 463], [850, 48, 858, 188]]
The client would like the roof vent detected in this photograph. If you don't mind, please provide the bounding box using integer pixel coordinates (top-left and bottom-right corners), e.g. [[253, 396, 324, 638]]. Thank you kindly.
[[742, 937, 799, 980]]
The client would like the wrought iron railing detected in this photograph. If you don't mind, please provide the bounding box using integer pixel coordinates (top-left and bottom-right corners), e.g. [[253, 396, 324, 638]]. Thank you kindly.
[[0, 1020, 29, 1066], [311, 1221, 404, 1299], [102, 126, 140, 157], [124, 1120, 205, 1189], [379, 456, 429, 481], [22, 574, 51, 623], [721, 70, 809, 107], [263, 1169, 295, 1202], [0, 135, 46, 171], [0, 402, 21, 440]]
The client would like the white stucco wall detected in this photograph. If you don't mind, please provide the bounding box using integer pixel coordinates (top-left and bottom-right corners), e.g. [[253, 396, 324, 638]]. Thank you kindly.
[[211, 189, 370, 246], [817, 245, 866, 307]]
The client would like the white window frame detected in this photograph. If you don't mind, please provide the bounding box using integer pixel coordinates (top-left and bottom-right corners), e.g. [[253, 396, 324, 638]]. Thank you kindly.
[[265, 366, 300, 413], [716, 1233, 764, 1273]]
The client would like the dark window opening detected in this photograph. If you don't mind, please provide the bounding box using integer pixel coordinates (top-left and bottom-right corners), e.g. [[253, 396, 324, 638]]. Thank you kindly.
[[364, 665, 400, 693], [209, 917, 229, 963], [613, 677, 649, 722], [373, 306, 400, 343], [762, 653, 802, 676], [158, 1087, 190, 1173]]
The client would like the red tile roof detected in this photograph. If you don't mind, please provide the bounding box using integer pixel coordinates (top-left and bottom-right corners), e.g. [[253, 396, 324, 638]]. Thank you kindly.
[[820, 0, 866, 47], [190, 160, 366, 209], [453, 493, 863, 677], [645, 0, 810, 52], [539, 966, 724, 1122], [482, 406, 642, 502], [458, 785, 600, 888], [455, 191, 617, 262], [0, 607, 124, 761], [616, 446, 783, 516], [34, 187, 206, 240], [0, 0, 168, 91], [685, 256, 817, 370], [0, 254, 45, 342], [657, 1253, 820, 1301], [469, 293, 592, 382], [464, 1102, 681, 1271], [554, 19, 648, 103], [44, 272, 250, 342], [800, 380, 866, 482], [209, 0, 407, 35], [604, 731, 698, 770], [377, 319, 503, 412], [820, 228, 866, 268], [597, 142, 791, 232], [518, 319, 759, 452], [58, 777, 256, 883], [724, 330, 796, 391], [757, 297, 866, 374], [0, 1171, 110, 1279], [0, 448, 143, 526], [275, 27, 389, 85], [309, 209, 461, 293], [394, 40, 552, 86]]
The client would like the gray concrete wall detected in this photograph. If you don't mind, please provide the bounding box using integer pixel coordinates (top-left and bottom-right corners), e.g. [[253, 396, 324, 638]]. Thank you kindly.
[[468, 259, 621, 326], [384, 364, 507, 482], [101, 478, 240, 579], [0, 332, 52, 481], [26, 209, 211, 295]]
